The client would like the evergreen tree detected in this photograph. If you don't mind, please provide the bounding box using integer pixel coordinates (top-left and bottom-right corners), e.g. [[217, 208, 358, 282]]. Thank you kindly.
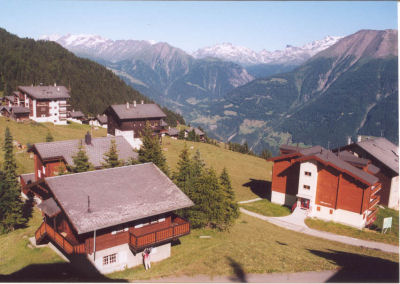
[[102, 139, 123, 168], [45, 131, 54, 142], [219, 168, 239, 229], [260, 149, 272, 159], [178, 129, 185, 140], [0, 127, 26, 233], [69, 141, 93, 173], [138, 122, 169, 176], [188, 129, 196, 141], [172, 143, 192, 195]]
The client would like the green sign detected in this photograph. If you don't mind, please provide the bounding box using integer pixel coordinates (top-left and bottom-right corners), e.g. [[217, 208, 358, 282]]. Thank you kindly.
[[382, 217, 392, 234]]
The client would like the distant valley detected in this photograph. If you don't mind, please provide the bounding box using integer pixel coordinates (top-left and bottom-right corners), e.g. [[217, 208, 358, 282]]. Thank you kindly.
[[42, 30, 398, 154]]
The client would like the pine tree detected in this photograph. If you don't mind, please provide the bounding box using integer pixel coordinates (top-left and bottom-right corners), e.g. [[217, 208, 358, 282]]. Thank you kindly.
[[188, 129, 196, 141], [0, 127, 26, 233], [45, 131, 54, 142], [138, 122, 169, 176], [178, 129, 185, 140], [172, 143, 192, 195], [69, 141, 93, 173], [219, 167, 239, 229], [102, 139, 123, 168]]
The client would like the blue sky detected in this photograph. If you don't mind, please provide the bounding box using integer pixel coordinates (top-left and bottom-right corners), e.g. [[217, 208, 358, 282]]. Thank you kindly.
[[0, 1, 397, 52]]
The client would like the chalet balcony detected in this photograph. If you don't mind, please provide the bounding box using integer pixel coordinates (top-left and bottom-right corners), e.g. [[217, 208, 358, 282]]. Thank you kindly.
[[366, 208, 378, 225], [128, 215, 190, 252], [369, 195, 380, 210], [370, 184, 382, 197]]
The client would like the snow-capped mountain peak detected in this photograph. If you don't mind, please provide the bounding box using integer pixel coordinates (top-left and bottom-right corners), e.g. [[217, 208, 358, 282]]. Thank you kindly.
[[193, 35, 343, 66]]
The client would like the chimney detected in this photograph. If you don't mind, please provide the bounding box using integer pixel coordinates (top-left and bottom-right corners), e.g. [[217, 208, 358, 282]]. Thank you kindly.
[[126, 102, 129, 109], [54, 82, 57, 87], [85, 131, 92, 145], [87, 196, 91, 213], [347, 136, 352, 145], [133, 100, 137, 107], [141, 100, 144, 104], [57, 87, 60, 92], [357, 135, 362, 142]]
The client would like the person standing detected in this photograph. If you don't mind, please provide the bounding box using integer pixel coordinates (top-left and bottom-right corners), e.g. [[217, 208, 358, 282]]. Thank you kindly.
[[143, 248, 151, 270]]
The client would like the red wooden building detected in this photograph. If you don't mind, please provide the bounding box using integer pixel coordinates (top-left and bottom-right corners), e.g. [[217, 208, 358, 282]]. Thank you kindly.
[[269, 145, 381, 228], [338, 137, 399, 210], [0, 106, 30, 122], [104, 101, 168, 149], [21, 134, 138, 200], [34, 163, 193, 274]]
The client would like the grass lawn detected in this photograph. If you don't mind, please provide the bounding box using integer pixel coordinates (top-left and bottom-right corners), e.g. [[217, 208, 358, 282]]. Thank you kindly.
[[108, 213, 398, 281], [0, 209, 65, 275], [240, 199, 291, 217], [0, 117, 107, 174], [162, 137, 272, 201], [305, 207, 399, 246]]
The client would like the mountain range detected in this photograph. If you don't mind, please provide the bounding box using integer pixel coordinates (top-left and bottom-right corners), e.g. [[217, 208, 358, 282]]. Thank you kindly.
[[42, 30, 398, 154]]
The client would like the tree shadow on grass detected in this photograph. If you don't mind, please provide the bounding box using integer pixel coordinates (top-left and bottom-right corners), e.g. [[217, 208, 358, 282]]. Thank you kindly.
[[0, 255, 127, 282], [226, 256, 247, 283], [307, 249, 399, 283], [242, 179, 271, 200]]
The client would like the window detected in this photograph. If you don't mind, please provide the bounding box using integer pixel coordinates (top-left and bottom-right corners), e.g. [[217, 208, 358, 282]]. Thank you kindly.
[[305, 171, 312, 176], [317, 206, 320, 211], [103, 253, 117, 265], [329, 209, 333, 214], [303, 185, 311, 190], [42, 166, 46, 175]]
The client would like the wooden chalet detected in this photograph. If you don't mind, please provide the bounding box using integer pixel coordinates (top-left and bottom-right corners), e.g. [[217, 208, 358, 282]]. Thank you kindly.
[[67, 110, 87, 124], [104, 101, 168, 149], [338, 137, 399, 210], [10, 85, 71, 125], [185, 127, 205, 141], [89, 114, 108, 128], [22, 133, 138, 200], [0, 106, 30, 122], [34, 163, 193, 274], [269, 145, 382, 228]]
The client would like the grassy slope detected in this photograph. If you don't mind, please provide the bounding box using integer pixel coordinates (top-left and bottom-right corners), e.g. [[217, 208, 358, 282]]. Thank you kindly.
[[240, 199, 291, 217], [0, 117, 107, 174], [162, 137, 271, 201], [305, 207, 399, 246]]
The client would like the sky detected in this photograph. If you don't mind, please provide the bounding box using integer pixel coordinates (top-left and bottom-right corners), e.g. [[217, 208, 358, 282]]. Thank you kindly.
[[0, 1, 397, 53]]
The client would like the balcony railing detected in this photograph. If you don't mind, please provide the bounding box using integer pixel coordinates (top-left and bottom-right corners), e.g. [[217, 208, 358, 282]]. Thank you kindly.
[[35, 222, 86, 255], [366, 208, 378, 225], [129, 216, 190, 251], [369, 195, 380, 210]]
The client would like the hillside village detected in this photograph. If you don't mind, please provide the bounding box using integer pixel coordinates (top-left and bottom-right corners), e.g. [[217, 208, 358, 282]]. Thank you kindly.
[[0, 5, 398, 281], [0, 82, 398, 282]]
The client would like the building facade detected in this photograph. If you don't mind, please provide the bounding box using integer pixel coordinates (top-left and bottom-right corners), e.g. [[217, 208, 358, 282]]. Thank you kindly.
[[34, 163, 193, 274], [269, 145, 381, 229], [104, 101, 168, 149], [9, 85, 71, 125]]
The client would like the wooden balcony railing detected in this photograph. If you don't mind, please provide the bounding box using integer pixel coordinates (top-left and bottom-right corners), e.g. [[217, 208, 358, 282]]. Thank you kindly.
[[129, 216, 190, 251], [369, 195, 380, 210], [366, 208, 378, 225], [370, 184, 382, 197], [35, 222, 86, 255]]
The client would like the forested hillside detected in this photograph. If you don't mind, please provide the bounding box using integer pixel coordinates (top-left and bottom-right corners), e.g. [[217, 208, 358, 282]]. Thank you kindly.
[[0, 28, 184, 125]]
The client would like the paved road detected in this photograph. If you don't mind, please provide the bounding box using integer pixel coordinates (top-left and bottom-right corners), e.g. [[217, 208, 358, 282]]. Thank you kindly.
[[240, 207, 399, 254], [136, 270, 337, 283]]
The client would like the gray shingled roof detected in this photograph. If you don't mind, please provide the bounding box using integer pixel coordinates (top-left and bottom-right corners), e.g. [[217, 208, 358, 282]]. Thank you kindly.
[[355, 138, 399, 174], [45, 163, 194, 234], [69, 111, 85, 118], [298, 146, 378, 185], [37, 198, 61, 218], [96, 114, 107, 124], [338, 150, 369, 166], [33, 136, 137, 167], [20, 173, 35, 184], [167, 127, 179, 136], [110, 104, 166, 120], [11, 106, 30, 114], [186, 127, 204, 136], [4, 95, 14, 101], [18, 86, 70, 100]]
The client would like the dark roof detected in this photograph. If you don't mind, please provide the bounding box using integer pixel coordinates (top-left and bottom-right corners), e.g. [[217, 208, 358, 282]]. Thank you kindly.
[[45, 163, 194, 234], [96, 114, 107, 124], [280, 144, 301, 153], [0, 106, 11, 113], [186, 127, 204, 136], [33, 136, 137, 167], [354, 138, 399, 174], [37, 197, 61, 218], [69, 111, 85, 118], [167, 127, 179, 136], [367, 164, 380, 175], [338, 151, 369, 166], [18, 86, 70, 100], [109, 103, 166, 120], [296, 146, 378, 185], [20, 173, 35, 184], [11, 106, 30, 114]]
